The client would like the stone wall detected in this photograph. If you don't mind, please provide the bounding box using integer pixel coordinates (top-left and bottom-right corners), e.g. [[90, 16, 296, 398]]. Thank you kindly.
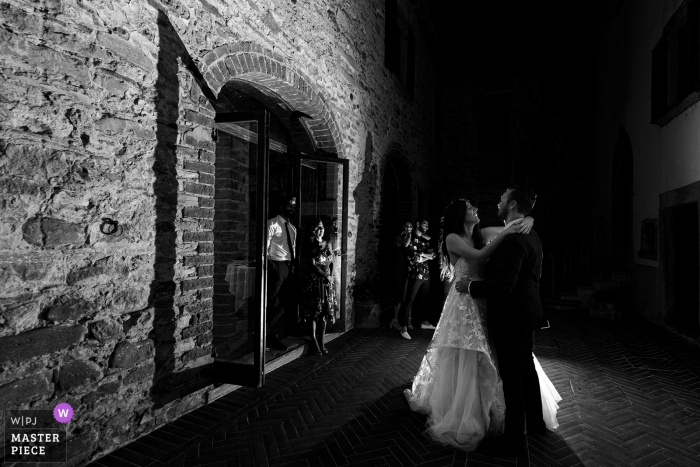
[[0, 0, 436, 464]]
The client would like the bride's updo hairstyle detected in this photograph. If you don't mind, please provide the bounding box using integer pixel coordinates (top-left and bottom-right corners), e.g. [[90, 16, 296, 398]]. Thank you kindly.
[[438, 198, 485, 281]]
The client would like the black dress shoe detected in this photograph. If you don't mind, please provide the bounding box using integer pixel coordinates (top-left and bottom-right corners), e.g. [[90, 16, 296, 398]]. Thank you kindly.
[[480, 435, 526, 457], [505, 436, 527, 457], [527, 420, 548, 435]]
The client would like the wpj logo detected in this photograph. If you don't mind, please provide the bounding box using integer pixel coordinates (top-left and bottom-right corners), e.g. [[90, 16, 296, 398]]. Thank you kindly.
[[3, 404, 71, 463], [53, 403, 73, 423]]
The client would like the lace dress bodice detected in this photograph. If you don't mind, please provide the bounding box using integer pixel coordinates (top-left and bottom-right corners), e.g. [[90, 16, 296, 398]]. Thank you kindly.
[[432, 257, 491, 352], [452, 257, 483, 283]]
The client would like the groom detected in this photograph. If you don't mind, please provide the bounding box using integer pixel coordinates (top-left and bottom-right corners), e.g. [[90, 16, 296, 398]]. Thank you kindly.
[[455, 185, 546, 455]]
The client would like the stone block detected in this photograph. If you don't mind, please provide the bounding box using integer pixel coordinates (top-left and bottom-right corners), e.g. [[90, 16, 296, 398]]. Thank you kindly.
[[90, 320, 123, 342], [183, 255, 214, 266], [184, 299, 213, 315], [22, 215, 43, 246], [0, 293, 42, 332], [97, 381, 121, 395], [184, 109, 215, 127], [58, 360, 102, 391], [195, 331, 212, 346], [0, 371, 52, 407], [183, 160, 215, 174], [110, 339, 154, 369], [21, 216, 84, 248], [263, 11, 281, 33], [183, 231, 214, 242], [95, 68, 135, 96], [0, 326, 86, 363], [181, 320, 213, 340], [182, 207, 214, 219], [200, 150, 216, 164], [182, 277, 214, 292], [181, 345, 211, 363], [66, 264, 108, 286], [199, 173, 215, 186], [43, 218, 85, 247], [199, 197, 215, 208], [94, 116, 155, 140], [46, 298, 91, 322], [183, 181, 214, 197], [197, 243, 214, 254], [97, 32, 154, 72], [110, 288, 149, 313], [123, 362, 155, 386]]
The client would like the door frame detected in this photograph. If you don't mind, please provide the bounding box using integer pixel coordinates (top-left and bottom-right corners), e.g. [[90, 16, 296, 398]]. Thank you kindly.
[[212, 110, 269, 387], [295, 153, 350, 331]]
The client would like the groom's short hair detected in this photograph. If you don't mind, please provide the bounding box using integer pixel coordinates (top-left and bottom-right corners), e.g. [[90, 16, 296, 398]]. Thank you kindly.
[[507, 185, 537, 215]]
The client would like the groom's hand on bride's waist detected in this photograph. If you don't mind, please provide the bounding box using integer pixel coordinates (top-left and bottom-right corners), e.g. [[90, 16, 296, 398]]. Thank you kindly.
[[455, 278, 473, 294]]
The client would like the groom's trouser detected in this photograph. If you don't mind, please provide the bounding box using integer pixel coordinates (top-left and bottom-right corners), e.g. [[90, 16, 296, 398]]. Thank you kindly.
[[494, 326, 544, 443], [399, 277, 430, 327]]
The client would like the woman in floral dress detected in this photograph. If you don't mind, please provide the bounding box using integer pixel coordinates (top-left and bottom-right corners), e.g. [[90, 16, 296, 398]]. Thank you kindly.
[[302, 218, 338, 356]]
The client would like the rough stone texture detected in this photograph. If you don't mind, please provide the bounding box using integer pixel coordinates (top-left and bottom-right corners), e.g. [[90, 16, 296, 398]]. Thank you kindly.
[[0, 0, 437, 464], [58, 360, 102, 391], [0, 371, 53, 407], [46, 298, 92, 322], [43, 217, 86, 247], [110, 339, 155, 369], [0, 326, 86, 363], [90, 319, 123, 342]]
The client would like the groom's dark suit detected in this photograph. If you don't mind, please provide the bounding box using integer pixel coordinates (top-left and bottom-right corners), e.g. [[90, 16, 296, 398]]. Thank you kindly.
[[470, 229, 545, 446]]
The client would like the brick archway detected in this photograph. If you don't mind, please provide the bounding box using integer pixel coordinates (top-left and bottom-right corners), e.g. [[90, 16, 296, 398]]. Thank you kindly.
[[201, 43, 343, 157]]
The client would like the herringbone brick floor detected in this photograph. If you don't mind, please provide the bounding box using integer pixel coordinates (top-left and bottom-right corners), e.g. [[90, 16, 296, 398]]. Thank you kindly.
[[91, 311, 700, 467]]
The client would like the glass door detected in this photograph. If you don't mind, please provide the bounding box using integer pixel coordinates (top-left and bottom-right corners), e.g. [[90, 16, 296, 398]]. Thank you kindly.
[[296, 154, 350, 330], [212, 111, 269, 387]]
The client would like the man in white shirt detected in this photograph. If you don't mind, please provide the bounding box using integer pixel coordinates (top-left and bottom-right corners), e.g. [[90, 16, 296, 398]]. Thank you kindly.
[[266, 195, 298, 350]]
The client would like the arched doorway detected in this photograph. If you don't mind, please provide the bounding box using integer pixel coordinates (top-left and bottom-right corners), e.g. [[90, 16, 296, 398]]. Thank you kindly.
[[210, 78, 348, 387], [378, 151, 413, 308], [611, 127, 633, 270]]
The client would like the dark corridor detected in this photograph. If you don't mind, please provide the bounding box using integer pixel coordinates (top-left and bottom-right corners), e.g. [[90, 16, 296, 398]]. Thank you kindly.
[[670, 202, 700, 338]]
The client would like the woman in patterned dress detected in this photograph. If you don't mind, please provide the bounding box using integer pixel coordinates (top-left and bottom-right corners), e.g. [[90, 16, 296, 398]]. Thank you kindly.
[[302, 218, 338, 356], [389, 222, 413, 331], [404, 199, 533, 451]]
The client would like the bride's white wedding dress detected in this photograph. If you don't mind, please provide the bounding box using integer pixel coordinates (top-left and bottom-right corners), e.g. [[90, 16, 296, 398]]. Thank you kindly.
[[404, 257, 561, 451]]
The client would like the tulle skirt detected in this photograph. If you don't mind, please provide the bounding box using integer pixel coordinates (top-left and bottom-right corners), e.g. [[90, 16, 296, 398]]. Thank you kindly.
[[404, 273, 561, 451], [534, 354, 562, 430], [405, 346, 505, 450], [404, 283, 505, 451]]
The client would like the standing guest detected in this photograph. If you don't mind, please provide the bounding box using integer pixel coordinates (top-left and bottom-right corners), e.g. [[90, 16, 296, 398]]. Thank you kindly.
[[302, 218, 337, 356], [390, 222, 413, 331], [329, 217, 341, 253], [398, 219, 436, 339], [265, 195, 298, 351]]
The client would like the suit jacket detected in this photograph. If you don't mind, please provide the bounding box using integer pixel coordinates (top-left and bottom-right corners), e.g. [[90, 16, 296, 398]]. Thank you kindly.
[[470, 229, 543, 333]]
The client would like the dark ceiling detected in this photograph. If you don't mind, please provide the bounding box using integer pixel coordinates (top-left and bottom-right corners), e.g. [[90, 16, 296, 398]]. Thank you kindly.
[[426, 1, 595, 75]]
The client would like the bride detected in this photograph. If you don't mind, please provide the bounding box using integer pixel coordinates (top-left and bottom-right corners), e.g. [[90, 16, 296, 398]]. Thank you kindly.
[[404, 198, 560, 451]]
